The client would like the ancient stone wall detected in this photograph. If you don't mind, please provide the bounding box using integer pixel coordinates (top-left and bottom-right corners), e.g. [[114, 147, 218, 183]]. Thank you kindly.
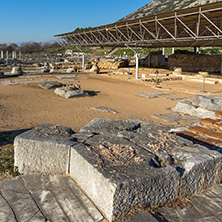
[[93, 58, 129, 70], [168, 51, 222, 73], [139, 51, 167, 68]]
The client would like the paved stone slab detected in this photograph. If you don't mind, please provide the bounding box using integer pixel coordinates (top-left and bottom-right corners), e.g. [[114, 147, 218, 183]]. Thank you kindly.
[[172, 100, 216, 119], [192, 95, 222, 112], [159, 184, 222, 222], [90, 106, 118, 114], [121, 211, 158, 222], [14, 124, 76, 174], [61, 79, 79, 83], [54, 86, 89, 99], [153, 113, 199, 125], [160, 94, 188, 100], [57, 75, 77, 79], [0, 177, 46, 222], [0, 175, 103, 222], [0, 194, 16, 222], [0, 80, 18, 86], [22, 174, 103, 222], [136, 91, 169, 99], [39, 81, 64, 89]]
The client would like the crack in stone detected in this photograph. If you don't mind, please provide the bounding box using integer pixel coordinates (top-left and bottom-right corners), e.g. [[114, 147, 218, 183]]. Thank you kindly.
[[121, 136, 154, 155], [21, 177, 48, 222], [189, 200, 205, 218], [0, 189, 28, 195], [175, 209, 183, 222], [47, 189, 70, 221], [0, 192, 18, 222], [25, 209, 41, 222]]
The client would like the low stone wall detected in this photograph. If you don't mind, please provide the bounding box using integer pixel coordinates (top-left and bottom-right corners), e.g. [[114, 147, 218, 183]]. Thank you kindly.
[[168, 51, 222, 73], [94, 58, 129, 70]]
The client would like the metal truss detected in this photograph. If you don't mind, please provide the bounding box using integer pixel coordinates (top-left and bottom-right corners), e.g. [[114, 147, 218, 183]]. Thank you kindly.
[[55, 2, 222, 48]]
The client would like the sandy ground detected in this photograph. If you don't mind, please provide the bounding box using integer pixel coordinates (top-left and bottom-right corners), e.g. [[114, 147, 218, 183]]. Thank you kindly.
[[1, 70, 222, 180], [1, 71, 222, 132]]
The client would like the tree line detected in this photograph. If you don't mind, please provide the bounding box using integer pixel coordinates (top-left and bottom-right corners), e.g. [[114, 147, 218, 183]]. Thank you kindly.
[[0, 42, 61, 53]]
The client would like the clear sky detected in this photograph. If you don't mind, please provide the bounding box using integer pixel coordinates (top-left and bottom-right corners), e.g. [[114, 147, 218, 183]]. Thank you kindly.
[[1, 0, 151, 44]]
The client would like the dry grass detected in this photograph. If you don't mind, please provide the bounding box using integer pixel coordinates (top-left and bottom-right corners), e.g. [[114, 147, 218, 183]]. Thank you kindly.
[[0, 132, 20, 181]]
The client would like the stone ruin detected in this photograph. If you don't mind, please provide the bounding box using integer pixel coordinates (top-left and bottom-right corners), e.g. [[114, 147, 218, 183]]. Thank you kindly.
[[14, 117, 222, 221], [89, 64, 100, 74], [172, 94, 222, 119], [11, 65, 23, 75], [54, 84, 89, 99]]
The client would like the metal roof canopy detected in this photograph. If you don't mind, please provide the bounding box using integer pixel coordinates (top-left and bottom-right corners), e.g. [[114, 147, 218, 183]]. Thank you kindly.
[[55, 2, 222, 48]]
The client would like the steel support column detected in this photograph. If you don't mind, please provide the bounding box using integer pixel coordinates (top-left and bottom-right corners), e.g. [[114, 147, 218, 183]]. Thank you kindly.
[[135, 53, 139, 79]]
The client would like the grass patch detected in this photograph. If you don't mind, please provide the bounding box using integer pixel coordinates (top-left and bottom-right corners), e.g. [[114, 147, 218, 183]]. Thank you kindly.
[[0, 132, 20, 180]]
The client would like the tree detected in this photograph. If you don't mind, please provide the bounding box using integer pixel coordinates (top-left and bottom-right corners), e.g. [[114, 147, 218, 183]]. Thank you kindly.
[[9, 43, 18, 50], [0, 43, 7, 51]]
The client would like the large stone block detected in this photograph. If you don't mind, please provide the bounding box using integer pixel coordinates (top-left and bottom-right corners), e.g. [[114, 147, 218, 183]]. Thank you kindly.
[[80, 118, 141, 135], [192, 95, 222, 112], [178, 151, 222, 197], [172, 100, 215, 119], [14, 124, 76, 174], [70, 135, 180, 221]]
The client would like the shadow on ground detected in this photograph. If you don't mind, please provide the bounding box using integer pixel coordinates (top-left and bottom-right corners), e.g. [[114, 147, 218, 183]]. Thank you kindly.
[[85, 90, 100, 97], [0, 129, 31, 146]]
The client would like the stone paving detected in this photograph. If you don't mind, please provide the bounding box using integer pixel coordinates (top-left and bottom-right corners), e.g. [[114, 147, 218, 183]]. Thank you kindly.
[[157, 184, 222, 222], [1, 175, 222, 222], [0, 174, 104, 222], [90, 106, 118, 114], [136, 91, 187, 100]]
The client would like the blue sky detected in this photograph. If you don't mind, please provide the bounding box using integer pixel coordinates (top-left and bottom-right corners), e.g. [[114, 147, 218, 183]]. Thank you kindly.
[[1, 0, 151, 44]]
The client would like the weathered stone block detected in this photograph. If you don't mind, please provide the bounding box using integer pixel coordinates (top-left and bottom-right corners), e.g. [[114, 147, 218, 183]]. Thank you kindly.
[[172, 100, 215, 119], [70, 135, 180, 221], [80, 118, 141, 135], [54, 87, 88, 99], [176, 151, 222, 197], [192, 95, 222, 112], [14, 124, 76, 174]]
